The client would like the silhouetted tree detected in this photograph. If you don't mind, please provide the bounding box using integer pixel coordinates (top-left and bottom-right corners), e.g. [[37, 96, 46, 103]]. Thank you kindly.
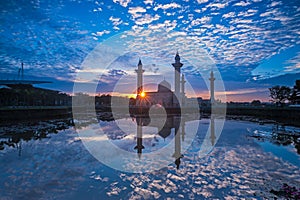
[[269, 85, 291, 106], [251, 100, 261, 106]]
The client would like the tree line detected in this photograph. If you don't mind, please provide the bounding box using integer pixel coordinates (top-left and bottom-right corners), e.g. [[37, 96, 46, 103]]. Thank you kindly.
[[269, 80, 300, 106]]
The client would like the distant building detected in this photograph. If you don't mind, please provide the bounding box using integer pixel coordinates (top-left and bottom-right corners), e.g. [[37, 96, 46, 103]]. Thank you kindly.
[[0, 84, 70, 106]]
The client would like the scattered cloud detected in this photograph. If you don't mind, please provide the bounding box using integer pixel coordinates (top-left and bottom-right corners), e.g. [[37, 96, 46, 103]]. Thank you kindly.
[[153, 3, 181, 11], [93, 30, 111, 37], [234, 1, 251, 7], [197, 0, 209, 4], [190, 16, 211, 26], [128, 6, 147, 19], [222, 12, 235, 18], [284, 52, 300, 72], [206, 2, 228, 9], [109, 16, 122, 26], [113, 0, 131, 7], [143, 0, 153, 5], [270, 1, 282, 7], [134, 14, 160, 25]]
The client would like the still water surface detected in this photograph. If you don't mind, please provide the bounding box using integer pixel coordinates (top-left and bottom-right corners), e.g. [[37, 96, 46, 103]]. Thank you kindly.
[[0, 117, 299, 199]]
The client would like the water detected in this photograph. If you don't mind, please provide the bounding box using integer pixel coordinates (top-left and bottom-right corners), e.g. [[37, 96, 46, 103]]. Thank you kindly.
[[0, 117, 299, 199]]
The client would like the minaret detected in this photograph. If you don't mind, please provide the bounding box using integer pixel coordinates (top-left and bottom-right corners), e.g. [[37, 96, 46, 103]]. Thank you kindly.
[[209, 70, 215, 104], [172, 52, 183, 106], [181, 74, 186, 106], [135, 59, 144, 97]]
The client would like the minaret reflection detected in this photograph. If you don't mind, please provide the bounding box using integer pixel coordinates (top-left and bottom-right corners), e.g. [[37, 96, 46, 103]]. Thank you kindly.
[[181, 117, 186, 142], [173, 116, 184, 169], [210, 115, 216, 146], [132, 115, 186, 169], [134, 117, 145, 159]]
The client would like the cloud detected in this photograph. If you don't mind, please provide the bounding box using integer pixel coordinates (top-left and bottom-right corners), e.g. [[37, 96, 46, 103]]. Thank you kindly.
[[234, 1, 251, 7], [134, 14, 160, 25], [109, 16, 123, 30], [206, 2, 228, 9], [109, 16, 122, 26], [284, 52, 300, 72], [143, 0, 153, 5], [93, 7, 102, 12], [107, 69, 127, 77], [197, 0, 209, 4], [153, 3, 181, 11], [93, 30, 110, 37], [190, 17, 211, 26], [128, 6, 147, 19], [113, 0, 131, 7], [270, 1, 282, 7], [222, 12, 235, 19], [285, 63, 300, 71], [218, 88, 268, 96]]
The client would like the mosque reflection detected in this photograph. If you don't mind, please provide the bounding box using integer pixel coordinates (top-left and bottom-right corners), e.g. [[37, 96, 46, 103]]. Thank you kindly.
[[131, 113, 216, 169]]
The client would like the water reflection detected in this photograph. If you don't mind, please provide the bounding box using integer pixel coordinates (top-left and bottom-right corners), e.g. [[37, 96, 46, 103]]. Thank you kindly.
[[210, 115, 216, 146], [132, 115, 186, 169], [0, 116, 300, 198], [134, 117, 145, 159], [248, 123, 300, 155], [0, 119, 73, 153], [1, 114, 299, 172], [131, 114, 220, 169]]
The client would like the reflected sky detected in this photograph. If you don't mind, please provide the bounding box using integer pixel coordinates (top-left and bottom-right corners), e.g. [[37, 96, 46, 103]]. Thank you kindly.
[[0, 118, 299, 199]]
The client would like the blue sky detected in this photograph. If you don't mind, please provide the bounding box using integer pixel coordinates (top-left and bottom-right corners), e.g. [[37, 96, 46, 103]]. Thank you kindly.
[[0, 0, 300, 102]]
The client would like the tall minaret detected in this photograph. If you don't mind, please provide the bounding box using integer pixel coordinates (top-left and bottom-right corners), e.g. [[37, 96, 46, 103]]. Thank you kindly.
[[172, 52, 183, 106], [135, 59, 144, 97], [181, 74, 186, 106], [209, 70, 215, 104]]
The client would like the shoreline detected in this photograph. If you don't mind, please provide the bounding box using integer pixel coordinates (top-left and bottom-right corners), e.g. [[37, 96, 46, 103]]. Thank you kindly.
[[0, 106, 299, 127]]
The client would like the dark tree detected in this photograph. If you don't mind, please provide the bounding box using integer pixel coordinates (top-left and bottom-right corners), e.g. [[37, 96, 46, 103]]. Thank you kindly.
[[251, 100, 261, 106], [269, 85, 291, 106]]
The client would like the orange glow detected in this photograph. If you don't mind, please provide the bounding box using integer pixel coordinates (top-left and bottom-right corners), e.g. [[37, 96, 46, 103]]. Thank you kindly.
[[140, 91, 146, 98]]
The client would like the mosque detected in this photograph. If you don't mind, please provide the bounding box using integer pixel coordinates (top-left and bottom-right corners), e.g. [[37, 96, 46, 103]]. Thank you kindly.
[[134, 52, 186, 109], [131, 52, 216, 111], [132, 52, 217, 169]]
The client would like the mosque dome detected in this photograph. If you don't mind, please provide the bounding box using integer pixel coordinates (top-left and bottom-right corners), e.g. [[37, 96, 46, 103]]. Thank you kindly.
[[158, 80, 171, 92]]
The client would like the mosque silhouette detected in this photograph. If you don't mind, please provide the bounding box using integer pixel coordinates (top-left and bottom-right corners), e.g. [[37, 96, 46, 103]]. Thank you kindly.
[[129, 52, 217, 169], [132, 52, 185, 112]]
